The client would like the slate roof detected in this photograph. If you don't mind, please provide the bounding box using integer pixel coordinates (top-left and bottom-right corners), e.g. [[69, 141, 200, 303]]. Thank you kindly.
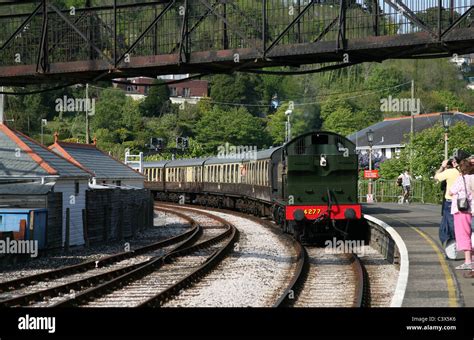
[[143, 160, 169, 169], [347, 112, 474, 149], [0, 124, 90, 179], [142, 147, 283, 168], [50, 141, 144, 180], [0, 181, 55, 195], [165, 158, 209, 167]]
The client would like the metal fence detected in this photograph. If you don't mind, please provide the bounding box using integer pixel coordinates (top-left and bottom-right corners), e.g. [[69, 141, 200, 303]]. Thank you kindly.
[[358, 179, 443, 204]]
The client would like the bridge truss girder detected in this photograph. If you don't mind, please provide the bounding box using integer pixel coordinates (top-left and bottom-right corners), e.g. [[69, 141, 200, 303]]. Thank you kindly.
[[0, 0, 472, 85]]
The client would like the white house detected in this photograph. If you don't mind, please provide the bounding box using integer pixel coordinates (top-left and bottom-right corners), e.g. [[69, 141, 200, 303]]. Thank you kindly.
[[0, 123, 91, 247], [49, 134, 145, 189], [348, 112, 474, 159]]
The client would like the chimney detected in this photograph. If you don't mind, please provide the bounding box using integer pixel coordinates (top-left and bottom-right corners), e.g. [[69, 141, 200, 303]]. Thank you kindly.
[[0, 86, 4, 125], [54, 132, 59, 143]]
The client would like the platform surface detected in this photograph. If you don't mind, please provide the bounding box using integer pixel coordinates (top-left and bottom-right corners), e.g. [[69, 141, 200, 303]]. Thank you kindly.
[[363, 203, 474, 307]]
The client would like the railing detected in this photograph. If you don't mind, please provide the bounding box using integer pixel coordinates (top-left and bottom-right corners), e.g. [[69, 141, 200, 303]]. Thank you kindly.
[[0, 1, 472, 67], [124, 150, 143, 173], [358, 179, 443, 204]]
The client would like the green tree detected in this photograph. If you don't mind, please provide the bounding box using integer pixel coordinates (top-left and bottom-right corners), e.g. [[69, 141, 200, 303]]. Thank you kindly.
[[122, 99, 142, 131], [92, 88, 127, 132], [139, 79, 170, 117], [195, 106, 270, 154], [322, 105, 360, 136], [380, 122, 474, 179], [209, 74, 264, 116], [365, 65, 407, 98]]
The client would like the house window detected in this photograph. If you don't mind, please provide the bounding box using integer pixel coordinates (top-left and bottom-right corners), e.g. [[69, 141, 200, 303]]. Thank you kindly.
[[75, 181, 80, 195], [170, 87, 177, 96], [183, 88, 191, 97], [116, 180, 122, 187]]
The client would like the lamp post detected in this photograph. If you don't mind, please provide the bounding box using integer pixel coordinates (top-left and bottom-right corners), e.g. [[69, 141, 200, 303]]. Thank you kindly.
[[285, 109, 292, 142], [441, 110, 453, 160], [366, 129, 374, 202], [41, 119, 47, 145]]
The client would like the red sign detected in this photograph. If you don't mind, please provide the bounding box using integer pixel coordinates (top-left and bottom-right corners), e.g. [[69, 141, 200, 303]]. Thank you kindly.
[[364, 170, 379, 179]]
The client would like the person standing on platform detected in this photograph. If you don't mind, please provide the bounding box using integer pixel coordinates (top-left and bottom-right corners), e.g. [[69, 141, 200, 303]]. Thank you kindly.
[[398, 170, 412, 204], [439, 159, 454, 215], [449, 160, 473, 270], [464, 156, 474, 278], [435, 158, 460, 259]]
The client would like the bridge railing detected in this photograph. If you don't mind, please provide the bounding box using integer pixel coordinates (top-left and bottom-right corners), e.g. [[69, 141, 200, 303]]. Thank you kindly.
[[358, 179, 443, 204], [0, 1, 472, 70]]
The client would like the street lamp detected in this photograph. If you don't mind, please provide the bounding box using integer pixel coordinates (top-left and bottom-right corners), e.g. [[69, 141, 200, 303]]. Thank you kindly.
[[366, 129, 374, 202], [441, 110, 453, 160], [285, 109, 292, 142]]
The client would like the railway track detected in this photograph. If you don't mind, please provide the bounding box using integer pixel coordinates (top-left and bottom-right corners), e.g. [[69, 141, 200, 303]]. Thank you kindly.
[[0, 208, 200, 307], [288, 247, 369, 308], [158, 202, 369, 308], [158, 202, 301, 307], [48, 205, 238, 307]]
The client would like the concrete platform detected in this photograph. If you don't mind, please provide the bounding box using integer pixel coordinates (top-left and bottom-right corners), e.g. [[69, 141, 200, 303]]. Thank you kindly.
[[363, 203, 474, 307]]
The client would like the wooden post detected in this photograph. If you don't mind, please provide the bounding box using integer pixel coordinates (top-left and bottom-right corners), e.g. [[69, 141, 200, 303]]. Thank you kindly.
[[103, 204, 108, 242], [29, 211, 35, 241], [149, 194, 153, 229], [141, 200, 145, 231], [65, 208, 70, 252], [82, 209, 89, 247], [118, 201, 124, 241], [132, 202, 137, 238]]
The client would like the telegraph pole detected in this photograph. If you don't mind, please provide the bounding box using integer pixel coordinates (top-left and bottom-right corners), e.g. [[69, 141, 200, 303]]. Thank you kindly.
[[0, 86, 4, 124], [410, 80, 415, 174], [85, 83, 90, 144]]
